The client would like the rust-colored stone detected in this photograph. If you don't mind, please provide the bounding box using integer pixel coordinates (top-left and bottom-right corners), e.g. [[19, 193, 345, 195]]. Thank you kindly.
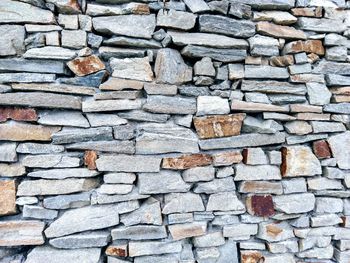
[[132, 3, 150, 14], [193, 113, 246, 139], [313, 140, 332, 159], [67, 55, 105, 77], [291, 7, 322, 17], [162, 154, 212, 170], [0, 107, 37, 122], [270, 55, 294, 67], [0, 180, 16, 216], [106, 244, 128, 257], [284, 40, 325, 55], [266, 224, 283, 237], [212, 151, 243, 166], [84, 150, 97, 170], [241, 250, 265, 263], [246, 195, 275, 217]]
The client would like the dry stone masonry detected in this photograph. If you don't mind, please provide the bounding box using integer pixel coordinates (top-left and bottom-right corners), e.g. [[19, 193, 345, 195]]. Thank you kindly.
[[0, 0, 350, 262]]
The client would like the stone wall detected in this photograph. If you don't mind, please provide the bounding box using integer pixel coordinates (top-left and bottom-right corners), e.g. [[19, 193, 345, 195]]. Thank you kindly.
[[0, 0, 350, 262]]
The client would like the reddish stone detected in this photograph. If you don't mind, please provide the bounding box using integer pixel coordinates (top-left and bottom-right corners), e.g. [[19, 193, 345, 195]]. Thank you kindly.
[[162, 154, 212, 170], [0, 107, 37, 122], [106, 244, 128, 257], [67, 55, 105, 77], [313, 140, 332, 159], [291, 7, 322, 17], [84, 150, 97, 170], [247, 195, 275, 217], [241, 250, 265, 263], [284, 40, 325, 55]]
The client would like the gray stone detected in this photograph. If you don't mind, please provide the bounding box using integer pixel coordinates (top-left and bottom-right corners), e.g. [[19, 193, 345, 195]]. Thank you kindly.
[[119, 110, 169, 123], [86, 2, 149, 16], [157, 10, 196, 30], [120, 197, 162, 226], [0, 163, 26, 177], [298, 17, 347, 33], [16, 143, 64, 155], [328, 131, 350, 169], [92, 188, 149, 205], [143, 95, 196, 115], [38, 111, 89, 127], [183, 0, 209, 13], [58, 14, 79, 29], [199, 15, 255, 37], [206, 192, 245, 213], [138, 171, 190, 194], [0, 0, 55, 24], [326, 46, 348, 62], [306, 82, 331, 105], [197, 96, 230, 116], [86, 113, 127, 127], [110, 57, 153, 82], [45, 201, 139, 238], [324, 103, 350, 114], [49, 231, 110, 249], [25, 247, 101, 263], [243, 148, 268, 165], [235, 164, 281, 181], [315, 197, 343, 213], [24, 46, 77, 60], [23, 205, 58, 220], [0, 92, 81, 110], [82, 99, 142, 113], [193, 232, 225, 248], [243, 116, 282, 134], [97, 184, 133, 195], [282, 178, 307, 194], [235, 0, 295, 10], [66, 141, 135, 154], [113, 124, 135, 140], [284, 121, 312, 135], [144, 83, 177, 96], [43, 192, 91, 209], [0, 143, 17, 162], [104, 36, 161, 48], [313, 60, 350, 75], [154, 48, 192, 85], [0, 25, 25, 57], [245, 65, 289, 79], [286, 134, 328, 144], [223, 224, 258, 240], [248, 34, 279, 56], [162, 193, 205, 214], [194, 57, 216, 77], [52, 127, 113, 144], [0, 73, 55, 83], [12, 83, 97, 96], [257, 222, 294, 242], [103, 173, 136, 184], [111, 225, 166, 240], [194, 178, 236, 194], [28, 168, 99, 180], [93, 15, 156, 39], [96, 155, 161, 172], [182, 166, 215, 182], [274, 193, 315, 214], [22, 154, 80, 168], [168, 213, 193, 225], [199, 132, 286, 150], [311, 121, 346, 133], [17, 178, 99, 196], [326, 74, 350, 86], [182, 45, 247, 62], [128, 241, 182, 257], [168, 31, 248, 49], [311, 214, 342, 227]]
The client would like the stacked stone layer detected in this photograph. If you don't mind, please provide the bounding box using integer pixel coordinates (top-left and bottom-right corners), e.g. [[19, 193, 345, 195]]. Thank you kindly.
[[0, 0, 350, 262]]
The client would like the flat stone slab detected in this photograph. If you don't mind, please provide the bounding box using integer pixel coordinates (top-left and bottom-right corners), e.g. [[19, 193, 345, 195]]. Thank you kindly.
[[0, 221, 45, 246]]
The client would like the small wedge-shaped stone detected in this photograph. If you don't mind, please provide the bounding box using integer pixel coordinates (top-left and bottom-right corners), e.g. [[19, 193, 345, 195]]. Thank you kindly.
[[45, 201, 139, 238], [93, 15, 156, 39], [169, 222, 207, 240], [154, 48, 192, 85], [257, 21, 306, 39], [67, 55, 105, 77], [0, 180, 16, 216], [157, 10, 196, 30], [112, 225, 167, 240], [168, 31, 248, 49], [49, 231, 110, 249], [273, 193, 316, 214], [298, 17, 347, 33], [0, 25, 25, 56], [17, 178, 99, 196], [241, 80, 306, 95], [24, 46, 77, 60], [143, 95, 196, 115], [82, 99, 142, 112], [52, 127, 113, 144], [162, 193, 205, 214], [138, 171, 191, 194], [0, 221, 45, 246], [328, 131, 350, 169], [194, 114, 245, 139], [96, 155, 161, 172], [86, 3, 149, 16], [104, 36, 161, 48], [0, 92, 81, 109], [231, 100, 289, 113], [28, 168, 99, 179], [199, 15, 255, 38], [111, 57, 153, 82], [162, 154, 212, 170], [25, 247, 101, 263], [0, 122, 60, 142], [0, 0, 55, 24], [235, 164, 281, 181], [206, 191, 245, 213], [128, 241, 182, 257], [281, 146, 321, 177], [199, 132, 286, 150]]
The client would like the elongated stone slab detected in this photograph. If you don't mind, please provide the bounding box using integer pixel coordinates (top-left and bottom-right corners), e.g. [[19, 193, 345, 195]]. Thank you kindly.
[[82, 99, 142, 112], [182, 45, 247, 62], [143, 95, 196, 115], [17, 178, 99, 196], [241, 80, 306, 95], [93, 15, 155, 39], [0, 58, 67, 74], [245, 65, 289, 79], [199, 132, 286, 150], [23, 46, 77, 60], [273, 193, 315, 214], [0, 73, 55, 83], [157, 10, 196, 30], [128, 241, 182, 257], [66, 141, 135, 154], [12, 83, 97, 96], [28, 168, 99, 179], [111, 57, 153, 82], [298, 17, 347, 33], [86, 2, 149, 16], [51, 127, 113, 144], [162, 154, 212, 170], [96, 155, 161, 172], [231, 100, 289, 113], [111, 225, 167, 240], [257, 21, 307, 39], [0, 221, 45, 246], [328, 131, 350, 169], [16, 143, 64, 154], [313, 60, 350, 75], [235, 164, 281, 181], [49, 231, 110, 249], [22, 154, 80, 168]]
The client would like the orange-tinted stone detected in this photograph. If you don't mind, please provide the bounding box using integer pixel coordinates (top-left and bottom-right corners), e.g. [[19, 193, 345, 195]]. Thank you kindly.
[[313, 140, 332, 159], [270, 55, 294, 67], [291, 7, 322, 17], [106, 244, 128, 257], [67, 55, 105, 77], [212, 151, 243, 166], [162, 154, 212, 170], [84, 150, 97, 170], [193, 114, 245, 139], [241, 250, 265, 263], [0, 180, 16, 216], [0, 107, 37, 122], [284, 40, 325, 55], [132, 3, 150, 14], [246, 195, 275, 217]]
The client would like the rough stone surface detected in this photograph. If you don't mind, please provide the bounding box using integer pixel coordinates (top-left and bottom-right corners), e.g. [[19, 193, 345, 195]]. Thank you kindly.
[[0, 221, 45, 246]]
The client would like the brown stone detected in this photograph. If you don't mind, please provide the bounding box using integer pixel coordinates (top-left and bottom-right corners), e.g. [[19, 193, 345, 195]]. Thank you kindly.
[[212, 151, 243, 166], [0, 108, 37, 122], [193, 114, 245, 139], [0, 180, 16, 216], [84, 150, 97, 170], [99, 77, 144, 91], [333, 95, 350, 103], [53, 0, 81, 14], [270, 55, 294, 67], [330, 87, 350, 95], [307, 53, 320, 64], [291, 7, 322, 17], [0, 221, 45, 246], [246, 195, 275, 217], [67, 55, 105, 77], [283, 40, 325, 55], [313, 140, 332, 159], [106, 244, 128, 257], [162, 154, 212, 170], [0, 122, 60, 141], [296, 113, 330, 121], [239, 181, 283, 195], [168, 222, 207, 241], [290, 104, 322, 113], [241, 250, 265, 263], [257, 21, 307, 40]]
